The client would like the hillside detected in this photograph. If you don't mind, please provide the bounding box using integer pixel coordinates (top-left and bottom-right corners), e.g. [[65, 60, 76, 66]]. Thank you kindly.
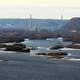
[[0, 18, 68, 30], [0, 18, 68, 42], [61, 17, 80, 31], [55, 17, 80, 42]]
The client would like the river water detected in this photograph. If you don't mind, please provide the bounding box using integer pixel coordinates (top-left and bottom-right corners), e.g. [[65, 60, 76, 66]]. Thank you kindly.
[[21, 39, 80, 57], [0, 51, 80, 80], [22, 39, 62, 47], [0, 39, 80, 80]]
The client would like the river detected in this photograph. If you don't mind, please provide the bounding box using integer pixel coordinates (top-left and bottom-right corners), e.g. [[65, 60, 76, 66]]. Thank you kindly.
[[0, 39, 80, 80]]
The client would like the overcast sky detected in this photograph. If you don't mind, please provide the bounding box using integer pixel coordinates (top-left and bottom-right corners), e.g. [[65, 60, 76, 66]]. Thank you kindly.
[[0, 0, 80, 19]]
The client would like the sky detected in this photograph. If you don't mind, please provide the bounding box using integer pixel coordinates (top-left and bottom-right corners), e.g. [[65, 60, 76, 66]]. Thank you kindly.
[[0, 0, 80, 19]]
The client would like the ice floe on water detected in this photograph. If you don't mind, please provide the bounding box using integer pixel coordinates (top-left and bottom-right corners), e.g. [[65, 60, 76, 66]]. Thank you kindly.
[[59, 48, 80, 50]]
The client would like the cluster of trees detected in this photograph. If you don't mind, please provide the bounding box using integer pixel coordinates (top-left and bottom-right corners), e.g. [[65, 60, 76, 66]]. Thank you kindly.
[[0, 17, 80, 43], [0, 28, 55, 42]]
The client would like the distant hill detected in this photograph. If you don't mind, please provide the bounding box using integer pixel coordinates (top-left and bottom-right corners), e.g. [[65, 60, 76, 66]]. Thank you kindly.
[[53, 17, 80, 42], [61, 17, 80, 31], [0, 18, 68, 30]]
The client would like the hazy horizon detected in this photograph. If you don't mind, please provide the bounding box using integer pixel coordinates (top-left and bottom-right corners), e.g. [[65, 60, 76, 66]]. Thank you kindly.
[[0, 0, 79, 19]]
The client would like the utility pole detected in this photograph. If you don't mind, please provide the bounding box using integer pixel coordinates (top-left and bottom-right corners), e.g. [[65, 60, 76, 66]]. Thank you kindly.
[[24, 9, 28, 36], [61, 15, 63, 27], [29, 14, 32, 31]]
